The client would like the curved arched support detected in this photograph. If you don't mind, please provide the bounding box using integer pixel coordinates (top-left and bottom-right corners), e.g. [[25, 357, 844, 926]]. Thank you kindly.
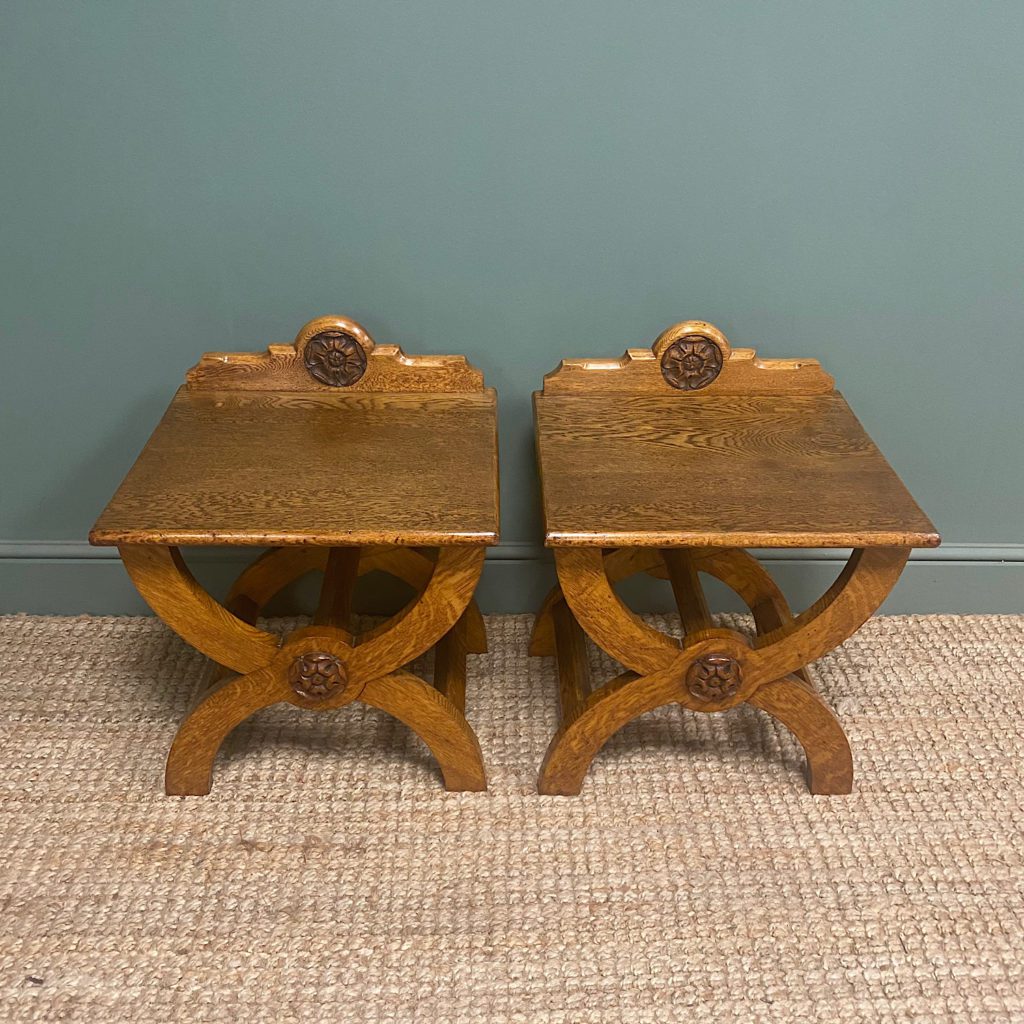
[[692, 548, 792, 631], [360, 546, 488, 654], [351, 546, 486, 682], [601, 546, 666, 582], [123, 538, 490, 796], [222, 545, 487, 652], [554, 547, 679, 675], [537, 666, 676, 796], [167, 637, 488, 795], [120, 544, 280, 674], [165, 663, 286, 796], [530, 547, 665, 656], [691, 547, 810, 685], [747, 675, 853, 794], [748, 547, 910, 687], [361, 670, 486, 791], [533, 545, 911, 796], [529, 584, 565, 657], [225, 546, 329, 621]]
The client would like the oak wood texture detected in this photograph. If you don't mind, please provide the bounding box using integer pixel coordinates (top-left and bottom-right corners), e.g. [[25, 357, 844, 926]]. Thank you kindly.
[[217, 544, 487, 653], [119, 544, 280, 674], [91, 390, 498, 547], [432, 612, 470, 712], [532, 320, 938, 795], [542, 320, 834, 396], [156, 542, 489, 795], [313, 546, 361, 633], [536, 392, 938, 548], [662, 549, 712, 637], [535, 319, 937, 549], [748, 675, 854, 795], [92, 316, 496, 795], [187, 315, 485, 393], [552, 600, 590, 723], [535, 544, 894, 795]]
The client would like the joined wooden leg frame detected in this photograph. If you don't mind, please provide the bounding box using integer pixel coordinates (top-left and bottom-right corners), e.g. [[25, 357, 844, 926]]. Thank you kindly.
[[532, 545, 910, 795], [119, 543, 489, 796]]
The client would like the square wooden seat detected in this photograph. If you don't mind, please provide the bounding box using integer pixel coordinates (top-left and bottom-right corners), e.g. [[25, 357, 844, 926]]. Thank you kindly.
[[91, 316, 498, 796], [530, 321, 938, 796], [91, 389, 498, 549], [536, 392, 936, 550]]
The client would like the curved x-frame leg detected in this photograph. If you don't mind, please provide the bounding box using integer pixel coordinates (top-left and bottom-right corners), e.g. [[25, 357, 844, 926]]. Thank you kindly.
[[747, 674, 853, 795], [165, 663, 283, 796], [362, 670, 486, 791], [120, 543, 488, 795], [221, 544, 488, 652], [534, 544, 909, 795]]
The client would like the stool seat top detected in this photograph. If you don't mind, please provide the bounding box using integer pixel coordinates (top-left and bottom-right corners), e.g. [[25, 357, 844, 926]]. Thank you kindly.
[[534, 391, 939, 549], [90, 388, 499, 547]]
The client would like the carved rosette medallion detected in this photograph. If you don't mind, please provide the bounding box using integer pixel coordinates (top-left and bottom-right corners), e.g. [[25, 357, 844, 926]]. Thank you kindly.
[[303, 330, 367, 387], [289, 652, 347, 701], [686, 653, 742, 702], [660, 336, 724, 391]]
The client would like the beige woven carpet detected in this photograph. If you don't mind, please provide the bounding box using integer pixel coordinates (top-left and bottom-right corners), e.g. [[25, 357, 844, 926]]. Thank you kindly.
[[1, 613, 1022, 1023]]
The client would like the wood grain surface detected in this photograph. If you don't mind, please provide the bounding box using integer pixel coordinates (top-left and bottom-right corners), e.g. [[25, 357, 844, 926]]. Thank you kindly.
[[542, 347, 834, 396], [532, 321, 933, 795], [91, 390, 499, 546], [535, 392, 938, 548], [186, 315, 486, 394], [118, 544, 280, 673], [160, 544, 490, 795], [535, 543, 902, 796], [552, 599, 590, 723], [748, 674, 854, 794], [540, 320, 834, 396], [95, 316, 495, 796]]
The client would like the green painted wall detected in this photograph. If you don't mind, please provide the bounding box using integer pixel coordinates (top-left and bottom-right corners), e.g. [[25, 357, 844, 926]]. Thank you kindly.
[[2, 1, 1022, 613]]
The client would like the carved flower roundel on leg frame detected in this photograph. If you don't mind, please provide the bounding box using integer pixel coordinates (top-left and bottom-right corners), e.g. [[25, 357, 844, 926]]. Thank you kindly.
[[289, 652, 347, 701], [660, 336, 724, 391], [304, 330, 368, 387], [685, 653, 742, 702]]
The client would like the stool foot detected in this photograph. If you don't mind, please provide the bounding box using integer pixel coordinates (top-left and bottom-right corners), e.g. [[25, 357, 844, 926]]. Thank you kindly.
[[748, 675, 854, 795], [434, 610, 475, 714], [362, 671, 486, 792], [166, 664, 285, 796], [538, 668, 669, 796]]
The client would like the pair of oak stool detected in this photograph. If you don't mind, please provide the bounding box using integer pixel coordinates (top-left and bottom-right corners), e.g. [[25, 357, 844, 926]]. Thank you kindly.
[[90, 316, 939, 797]]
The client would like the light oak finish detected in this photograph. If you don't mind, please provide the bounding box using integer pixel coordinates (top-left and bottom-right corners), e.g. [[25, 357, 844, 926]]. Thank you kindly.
[[91, 391, 498, 548], [662, 549, 712, 638], [119, 544, 280, 674], [532, 321, 938, 795], [553, 547, 680, 676], [542, 321, 834, 396], [433, 612, 470, 712], [552, 600, 590, 724], [91, 316, 497, 795], [536, 393, 938, 548], [360, 670, 486, 792], [314, 546, 361, 632], [187, 315, 485, 394]]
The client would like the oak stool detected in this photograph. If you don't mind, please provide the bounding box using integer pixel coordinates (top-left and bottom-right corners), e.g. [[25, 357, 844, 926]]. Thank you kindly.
[[91, 316, 498, 795], [531, 321, 939, 795]]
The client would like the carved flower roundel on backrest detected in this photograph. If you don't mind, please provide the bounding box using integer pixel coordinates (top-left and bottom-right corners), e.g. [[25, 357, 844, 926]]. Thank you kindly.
[[304, 330, 368, 387], [660, 335, 724, 391]]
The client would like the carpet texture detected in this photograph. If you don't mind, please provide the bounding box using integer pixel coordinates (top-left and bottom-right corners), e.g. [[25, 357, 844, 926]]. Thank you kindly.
[[1, 613, 1022, 1023]]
